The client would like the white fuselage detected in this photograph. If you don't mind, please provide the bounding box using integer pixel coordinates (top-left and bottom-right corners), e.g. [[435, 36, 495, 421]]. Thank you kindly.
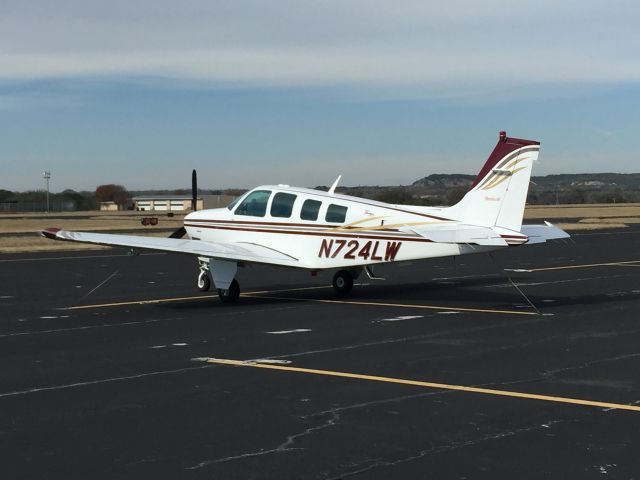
[[184, 186, 500, 270]]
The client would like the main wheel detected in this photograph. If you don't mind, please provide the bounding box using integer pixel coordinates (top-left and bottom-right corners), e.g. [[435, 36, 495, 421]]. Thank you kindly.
[[332, 270, 354, 295], [218, 279, 240, 303], [197, 271, 211, 291]]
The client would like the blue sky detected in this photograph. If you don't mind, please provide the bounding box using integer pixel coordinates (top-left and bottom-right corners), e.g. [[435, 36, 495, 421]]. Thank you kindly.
[[1, 1, 639, 192]]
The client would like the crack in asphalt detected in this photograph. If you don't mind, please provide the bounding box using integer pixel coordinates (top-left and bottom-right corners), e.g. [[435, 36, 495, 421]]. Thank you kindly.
[[186, 411, 340, 470], [324, 420, 565, 479]]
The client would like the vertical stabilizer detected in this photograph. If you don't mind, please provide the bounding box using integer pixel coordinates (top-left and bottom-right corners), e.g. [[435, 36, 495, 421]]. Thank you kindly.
[[446, 131, 540, 231]]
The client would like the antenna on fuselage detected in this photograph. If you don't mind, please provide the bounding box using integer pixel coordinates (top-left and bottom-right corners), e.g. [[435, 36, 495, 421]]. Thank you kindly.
[[328, 175, 342, 195]]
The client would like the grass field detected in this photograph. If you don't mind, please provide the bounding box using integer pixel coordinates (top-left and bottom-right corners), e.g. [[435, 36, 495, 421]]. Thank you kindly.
[[1, 204, 638, 253], [0, 211, 185, 253]]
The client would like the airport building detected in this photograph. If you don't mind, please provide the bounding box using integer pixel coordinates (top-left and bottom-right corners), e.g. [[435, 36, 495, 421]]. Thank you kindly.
[[98, 201, 123, 211], [132, 195, 203, 211]]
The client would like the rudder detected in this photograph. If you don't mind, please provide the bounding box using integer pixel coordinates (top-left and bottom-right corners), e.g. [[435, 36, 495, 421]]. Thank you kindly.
[[446, 131, 540, 231]]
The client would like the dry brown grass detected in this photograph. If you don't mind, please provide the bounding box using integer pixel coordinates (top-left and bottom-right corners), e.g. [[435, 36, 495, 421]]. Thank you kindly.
[[556, 222, 628, 231], [579, 217, 640, 224], [0, 211, 186, 253], [0, 231, 173, 253], [0, 211, 185, 234], [524, 203, 640, 220]]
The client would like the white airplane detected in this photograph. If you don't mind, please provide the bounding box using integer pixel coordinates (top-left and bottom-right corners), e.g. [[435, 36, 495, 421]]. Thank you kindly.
[[42, 131, 568, 303]]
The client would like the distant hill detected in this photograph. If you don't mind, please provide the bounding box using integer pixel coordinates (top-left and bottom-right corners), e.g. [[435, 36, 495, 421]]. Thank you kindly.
[[413, 173, 640, 190]]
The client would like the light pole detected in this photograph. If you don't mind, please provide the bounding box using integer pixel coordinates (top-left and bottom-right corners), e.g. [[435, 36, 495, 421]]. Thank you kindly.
[[43, 171, 51, 212]]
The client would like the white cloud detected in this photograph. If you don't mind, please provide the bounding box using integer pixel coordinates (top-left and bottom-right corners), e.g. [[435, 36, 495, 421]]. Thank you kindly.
[[1, 0, 639, 94]]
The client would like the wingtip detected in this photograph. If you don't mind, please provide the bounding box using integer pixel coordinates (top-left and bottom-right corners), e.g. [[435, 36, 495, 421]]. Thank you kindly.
[[41, 227, 62, 240]]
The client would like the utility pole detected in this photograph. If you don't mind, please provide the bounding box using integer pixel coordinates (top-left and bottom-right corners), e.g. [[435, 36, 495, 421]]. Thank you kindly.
[[43, 171, 51, 212]]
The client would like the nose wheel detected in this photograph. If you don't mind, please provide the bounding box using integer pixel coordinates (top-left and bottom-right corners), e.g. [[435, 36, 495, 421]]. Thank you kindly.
[[197, 270, 211, 291], [332, 270, 354, 294]]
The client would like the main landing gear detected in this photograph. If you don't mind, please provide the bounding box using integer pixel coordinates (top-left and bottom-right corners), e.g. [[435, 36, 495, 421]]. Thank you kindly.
[[197, 257, 241, 304], [332, 270, 354, 295], [218, 279, 240, 303]]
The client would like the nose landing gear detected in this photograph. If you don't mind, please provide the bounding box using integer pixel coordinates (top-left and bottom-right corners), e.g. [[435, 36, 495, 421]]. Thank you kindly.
[[197, 269, 211, 291], [197, 259, 211, 291]]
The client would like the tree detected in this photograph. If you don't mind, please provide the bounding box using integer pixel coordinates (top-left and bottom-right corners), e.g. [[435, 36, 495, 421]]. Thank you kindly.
[[374, 187, 414, 205], [95, 184, 129, 207], [0, 189, 13, 202]]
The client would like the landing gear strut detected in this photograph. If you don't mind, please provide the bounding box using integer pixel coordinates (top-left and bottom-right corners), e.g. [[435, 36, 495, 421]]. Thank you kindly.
[[197, 259, 211, 291], [332, 270, 354, 295], [218, 279, 240, 303]]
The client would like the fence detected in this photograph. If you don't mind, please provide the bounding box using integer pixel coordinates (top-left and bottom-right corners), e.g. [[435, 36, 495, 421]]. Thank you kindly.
[[0, 201, 76, 212]]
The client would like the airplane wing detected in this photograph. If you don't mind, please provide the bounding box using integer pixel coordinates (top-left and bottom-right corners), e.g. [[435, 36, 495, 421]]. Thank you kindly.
[[409, 224, 509, 246], [41, 228, 300, 266], [519, 222, 570, 244]]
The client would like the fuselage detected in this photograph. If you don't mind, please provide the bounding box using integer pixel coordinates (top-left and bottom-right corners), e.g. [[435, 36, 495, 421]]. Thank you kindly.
[[184, 185, 500, 270]]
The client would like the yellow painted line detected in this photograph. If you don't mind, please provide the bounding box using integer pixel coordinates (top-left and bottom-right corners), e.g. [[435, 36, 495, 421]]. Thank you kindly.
[[242, 284, 336, 295], [205, 357, 640, 413], [528, 260, 640, 272], [65, 284, 337, 310], [65, 294, 215, 310], [248, 295, 538, 316]]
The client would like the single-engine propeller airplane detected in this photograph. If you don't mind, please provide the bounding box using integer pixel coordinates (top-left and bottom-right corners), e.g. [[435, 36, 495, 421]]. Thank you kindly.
[[42, 131, 569, 303]]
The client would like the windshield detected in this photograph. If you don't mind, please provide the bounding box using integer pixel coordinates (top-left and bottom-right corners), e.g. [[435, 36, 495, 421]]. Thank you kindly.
[[234, 190, 272, 217], [226, 195, 243, 210]]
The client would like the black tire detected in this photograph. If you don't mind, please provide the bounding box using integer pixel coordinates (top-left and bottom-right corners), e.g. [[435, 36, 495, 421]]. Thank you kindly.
[[197, 272, 211, 292], [218, 279, 240, 303], [332, 270, 354, 294]]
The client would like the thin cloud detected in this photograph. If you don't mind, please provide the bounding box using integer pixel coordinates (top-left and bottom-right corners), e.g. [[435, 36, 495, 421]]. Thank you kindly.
[[0, 0, 638, 95]]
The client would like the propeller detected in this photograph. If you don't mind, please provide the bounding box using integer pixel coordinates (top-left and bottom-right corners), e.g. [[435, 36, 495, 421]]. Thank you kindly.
[[169, 169, 197, 239], [191, 169, 198, 211]]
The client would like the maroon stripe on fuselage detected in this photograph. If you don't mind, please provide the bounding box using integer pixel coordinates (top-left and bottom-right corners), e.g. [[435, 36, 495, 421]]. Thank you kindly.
[[184, 223, 434, 243]]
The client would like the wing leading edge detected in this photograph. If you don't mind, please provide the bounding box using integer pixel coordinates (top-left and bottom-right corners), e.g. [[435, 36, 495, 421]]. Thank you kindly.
[[41, 228, 299, 266]]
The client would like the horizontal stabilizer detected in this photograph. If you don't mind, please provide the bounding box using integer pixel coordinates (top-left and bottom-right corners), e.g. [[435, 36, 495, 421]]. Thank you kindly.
[[520, 222, 570, 244], [411, 224, 508, 246]]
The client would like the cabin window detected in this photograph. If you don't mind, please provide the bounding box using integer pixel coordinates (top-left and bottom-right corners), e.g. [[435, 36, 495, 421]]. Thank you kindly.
[[325, 204, 348, 223], [234, 190, 271, 217], [300, 199, 321, 221], [270, 192, 297, 218]]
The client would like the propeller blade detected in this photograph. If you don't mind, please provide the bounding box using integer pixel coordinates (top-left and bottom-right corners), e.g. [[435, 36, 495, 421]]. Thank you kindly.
[[192, 169, 198, 211], [169, 226, 187, 239]]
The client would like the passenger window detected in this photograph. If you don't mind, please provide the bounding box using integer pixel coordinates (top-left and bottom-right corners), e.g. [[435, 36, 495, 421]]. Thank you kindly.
[[325, 204, 348, 223], [270, 192, 297, 218], [300, 199, 321, 221], [234, 190, 271, 217]]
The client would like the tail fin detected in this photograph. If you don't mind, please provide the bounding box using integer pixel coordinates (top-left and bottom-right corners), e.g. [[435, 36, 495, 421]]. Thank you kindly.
[[446, 131, 540, 231]]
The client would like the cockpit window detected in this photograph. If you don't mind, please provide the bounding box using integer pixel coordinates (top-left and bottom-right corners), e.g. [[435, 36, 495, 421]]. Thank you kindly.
[[300, 199, 321, 221], [325, 204, 348, 223], [234, 190, 271, 217], [226, 195, 242, 210], [270, 192, 297, 218]]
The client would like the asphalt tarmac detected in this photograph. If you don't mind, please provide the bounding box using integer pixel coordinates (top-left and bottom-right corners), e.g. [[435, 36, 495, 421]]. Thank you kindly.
[[1, 227, 640, 479]]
